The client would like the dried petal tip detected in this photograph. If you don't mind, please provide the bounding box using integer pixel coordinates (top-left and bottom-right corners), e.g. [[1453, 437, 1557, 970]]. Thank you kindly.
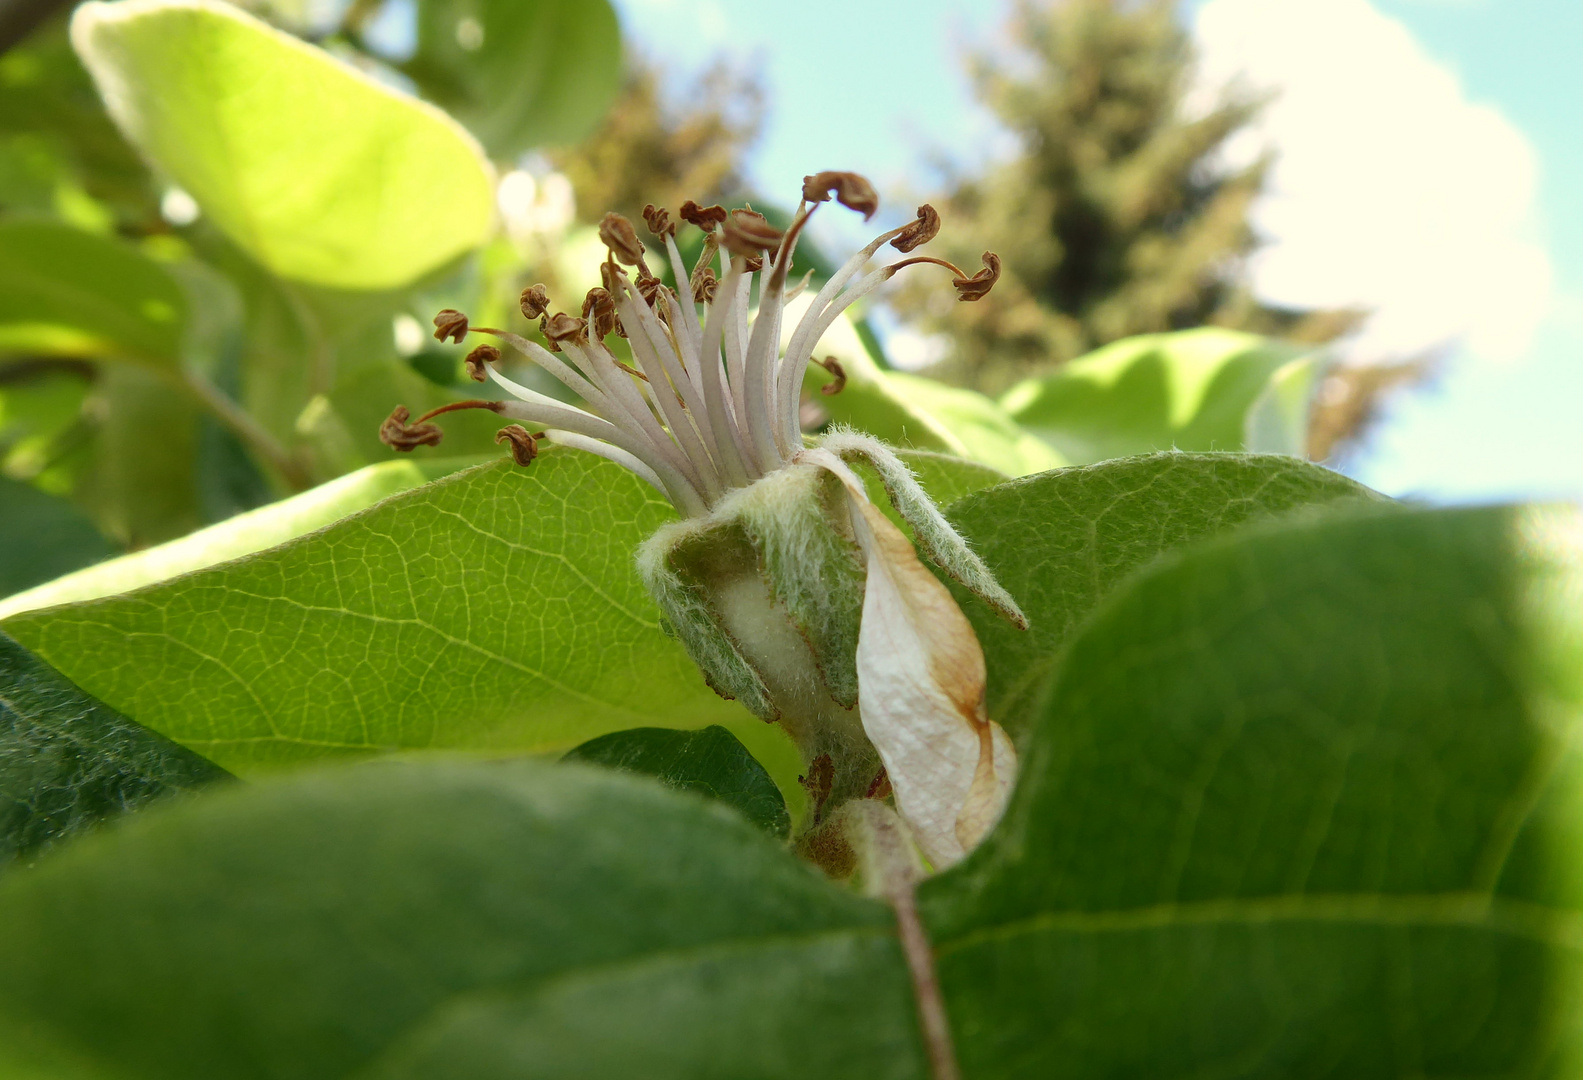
[[814, 356, 847, 396], [892, 204, 941, 253], [679, 200, 727, 231], [953, 251, 1001, 302], [802, 171, 879, 221], [463, 343, 500, 383], [495, 424, 540, 467], [692, 266, 719, 304], [519, 283, 550, 320], [721, 208, 783, 258], [641, 203, 676, 239], [379, 405, 443, 451], [598, 212, 646, 266], [432, 309, 468, 344], [542, 311, 589, 349], [582, 287, 622, 340]]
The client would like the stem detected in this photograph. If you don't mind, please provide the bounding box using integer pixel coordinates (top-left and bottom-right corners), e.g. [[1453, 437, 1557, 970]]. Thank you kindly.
[[181, 369, 313, 491], [891, 885, 961, 1080], [279, 282, 335, 398]]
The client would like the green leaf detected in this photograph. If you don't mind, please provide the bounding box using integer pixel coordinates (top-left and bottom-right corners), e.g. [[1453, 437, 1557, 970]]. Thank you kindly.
[[793, 298, 1064, 477], [0, 629, 229, 870], [0, 759, 920, 1080], [0, 456, 799, 800], [924, 502, 1583, 1077], [0, 456, 477, 618], [406, 0, 623, 159], [71, 0, 495, 290], [946, 453, 1381, 728], [564, 725, 790, 838], [1000, 328, 1321, 464], [0, 477, 114, 599], [0, 219, 185, 365]]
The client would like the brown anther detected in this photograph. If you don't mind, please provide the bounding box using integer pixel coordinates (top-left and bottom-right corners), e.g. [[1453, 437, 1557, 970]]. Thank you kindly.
[[432, 308, 468, 344], [542, 311, 589, 349], [801, 170, 880, 221], [379, 405, 444, 452], [519, 283, 550, 320], [598, 212, 646, 266], [679, 200, 727, 231], [813, 356, 847, 396], [692, 267, 718, 304], [641, 203, 676, 240], [865, 768, 892, 801], [635, 270, 667, 310], [953, 251, 1002, 302], [495, 424, 540, 467], [463, 344, 500, 384], [891, 203, 941, 253], [721, 208, 783, 258], [582, 287, 622, 340], [743, 255, 764, 273]]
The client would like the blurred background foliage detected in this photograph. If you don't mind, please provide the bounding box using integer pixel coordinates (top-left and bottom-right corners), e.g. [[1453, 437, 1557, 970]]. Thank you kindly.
[[0, 0, 1421, 601]]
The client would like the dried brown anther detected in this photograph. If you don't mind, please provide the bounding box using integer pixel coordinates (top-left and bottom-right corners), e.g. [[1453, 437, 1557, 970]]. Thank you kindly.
[[542, 311, 589, 349], [519, 283, 550, 320], [813, 356, 847, 396], [641, 203, 676, 240], [495, 424, 541, 467], [598, 212, 646, 266], [801, 170, 880, 221], [463, 343, 501, 383], [891, 204, 941, 253], [952, 251, 1001, 302], [692, 267, 719, 304], [721, 208, 783, 258], [379, 405, 444, 452], [679, 200, 727, 231], [432, 308, 469, 344], [635, 271, 668, 310], [582, 287, 622, 340]]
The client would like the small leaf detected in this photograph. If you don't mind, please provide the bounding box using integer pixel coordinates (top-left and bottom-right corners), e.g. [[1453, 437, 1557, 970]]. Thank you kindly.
[[1000, 328, 1321, 463], [407, 0, 624, 159], [0, 629, 229, 869], [0, 219, 186, 365], [0, 759, 919, 1080], [71, 0, 495, 289], [0, 478, 115, 600], [564, 725, 789, 838], [924, 503, 1583, 1076]]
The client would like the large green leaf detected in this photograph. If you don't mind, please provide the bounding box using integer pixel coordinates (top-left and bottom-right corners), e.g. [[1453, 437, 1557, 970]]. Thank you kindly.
[[564, 725, 790, 838], [925, 502, 1583, 1077], [0, 218, 184, 364], [71, 0, 495, 289], [1, 630, 229, 870], [0, 759, 920, 1079], [406, 0, 623, 159], [945, 453, 1381, 728], [0, 477, 114, 599], [1000, 328, 1321, 464]]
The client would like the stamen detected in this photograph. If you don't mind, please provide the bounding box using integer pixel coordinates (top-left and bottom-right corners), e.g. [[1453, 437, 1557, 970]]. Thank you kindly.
[[519, 284, 550, 320], [891, 204, 941, 253], [541, 311, 590, 350], [463, 343, 500, 383], [614, 360, 649, 383], [693, 267, 719, 304], [813, 356, 847, 396], [378, 405, 445, 451], [679, 200, 727, 232], [582, 287, 623, 340], [432, 308, 468, 344], [598, 212, 647, 269], [888, 254, 968, 276], [952, 252, 1001, 302], [721, 209, 783, 259], [494, 424, 542, 466], [641, 203, 676, 240], [412, 399, 504, 423], [801, 170, 879, 221]]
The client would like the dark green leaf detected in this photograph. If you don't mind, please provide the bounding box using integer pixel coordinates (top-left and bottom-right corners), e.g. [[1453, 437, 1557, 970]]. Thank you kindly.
[[0, 759, 919, 1080], [0, 629, 229, 869], [925, 503, 1583, 1077], [0, 476, 114, 598], [946, 452, 1381, 729], [564, 725, 790, 838]]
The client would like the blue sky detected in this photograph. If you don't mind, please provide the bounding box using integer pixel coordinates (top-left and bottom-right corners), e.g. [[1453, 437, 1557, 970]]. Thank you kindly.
[[612, 0, 1583, 505]]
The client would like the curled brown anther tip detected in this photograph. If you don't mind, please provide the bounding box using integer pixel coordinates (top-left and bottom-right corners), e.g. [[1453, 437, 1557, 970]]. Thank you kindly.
[[598, 212, 646, 266], [679, 200, 727, 231], [463, 343, 500, 383], [519, 283, 550, 320], [743, 254, 764, 273], [721, 208, 783, 258], [379, 405, 444, 452], [542, 311, 589, 350], [635, 271, 667, 310], [495, 424, 540, 467], [953, 251, 1001, 302], [582, 287, 622, 340], [692, 266, 719, 304], [801, 170, 879, 221], [891, 203, 941, 253], [432, 308, 469, 344], [641, 203, 676, 240], [814, 356, 847, 396]]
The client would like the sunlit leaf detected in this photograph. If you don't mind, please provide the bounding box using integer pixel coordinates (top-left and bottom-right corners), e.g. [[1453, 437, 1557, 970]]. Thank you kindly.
[[72, 0, 495, 289]]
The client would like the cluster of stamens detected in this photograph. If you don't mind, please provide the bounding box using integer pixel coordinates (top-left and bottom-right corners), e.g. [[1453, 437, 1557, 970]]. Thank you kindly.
[[380, 170, 1000, 518]]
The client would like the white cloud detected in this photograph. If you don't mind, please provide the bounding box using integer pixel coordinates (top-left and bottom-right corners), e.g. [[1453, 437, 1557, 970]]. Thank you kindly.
[[1194, 0, 1552, 362]]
